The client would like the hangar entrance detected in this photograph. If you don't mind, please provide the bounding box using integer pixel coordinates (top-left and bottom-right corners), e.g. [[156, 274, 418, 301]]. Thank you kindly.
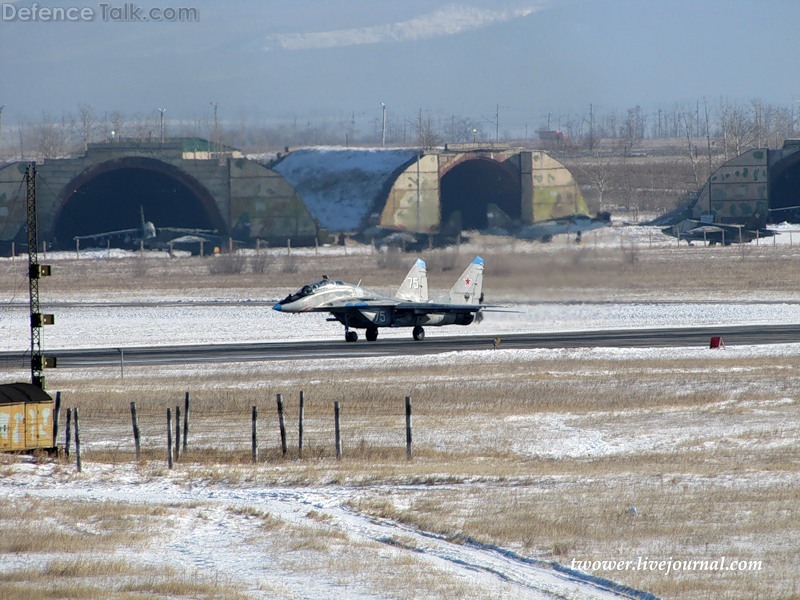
[[769, 154, 800, 222], [52, 158, 225, 248], [439, 158, 520, 234]]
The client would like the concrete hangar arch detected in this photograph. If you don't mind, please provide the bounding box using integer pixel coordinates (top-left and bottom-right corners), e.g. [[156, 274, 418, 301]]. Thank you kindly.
[[51, 155, 226, 244], [0, 142, 587, 252], [272, 147, 587, 241], [767, 140, 800, 222], [0, 139, 315, 250], [689, 139, 800, 226]]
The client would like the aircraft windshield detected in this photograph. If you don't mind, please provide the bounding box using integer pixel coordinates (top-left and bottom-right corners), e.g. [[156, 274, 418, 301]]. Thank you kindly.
[[280, 279, 344, 303]]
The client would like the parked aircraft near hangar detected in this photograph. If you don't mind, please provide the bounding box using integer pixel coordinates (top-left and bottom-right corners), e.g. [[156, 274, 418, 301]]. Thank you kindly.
[[73, 206, 221, 251], [661, 217, 775, 245]]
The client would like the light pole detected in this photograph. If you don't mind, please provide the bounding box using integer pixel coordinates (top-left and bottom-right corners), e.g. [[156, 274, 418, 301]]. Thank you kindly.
[[210, 101, 219, 155], [157, 108, 166, 143], [380, 102, 387, 147]]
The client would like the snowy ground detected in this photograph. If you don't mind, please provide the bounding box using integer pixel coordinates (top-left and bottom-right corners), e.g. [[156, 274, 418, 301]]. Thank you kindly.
[[3, 338, 796, 598], [2, 224, 799, 598], [1, 460, 660, 599], [3, 299, 800, 352]]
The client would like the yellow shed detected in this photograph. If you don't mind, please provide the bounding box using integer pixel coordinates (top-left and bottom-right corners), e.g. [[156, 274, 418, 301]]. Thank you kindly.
[[0, 383, 55, 452]]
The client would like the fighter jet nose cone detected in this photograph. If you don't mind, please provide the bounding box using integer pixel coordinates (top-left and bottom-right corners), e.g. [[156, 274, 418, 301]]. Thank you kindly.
[[272, 303, 282, 312]]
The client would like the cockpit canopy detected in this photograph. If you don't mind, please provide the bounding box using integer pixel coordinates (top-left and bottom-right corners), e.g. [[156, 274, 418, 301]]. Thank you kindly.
[[281, 279, 345, 304]]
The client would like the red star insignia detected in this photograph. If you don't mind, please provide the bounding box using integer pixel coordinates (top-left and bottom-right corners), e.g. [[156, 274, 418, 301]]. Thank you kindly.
[[464, 277, 471, 286]]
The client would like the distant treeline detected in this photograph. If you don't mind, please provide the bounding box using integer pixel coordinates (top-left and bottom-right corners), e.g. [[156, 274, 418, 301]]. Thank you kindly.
[[2, 97, 794, 161]]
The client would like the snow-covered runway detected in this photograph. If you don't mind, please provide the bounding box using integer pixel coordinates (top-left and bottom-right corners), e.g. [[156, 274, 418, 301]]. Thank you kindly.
[[3, 299, 799, 352]]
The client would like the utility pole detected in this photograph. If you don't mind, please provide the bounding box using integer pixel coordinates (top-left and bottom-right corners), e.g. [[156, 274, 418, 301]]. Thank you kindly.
[[380, 102, 387, 147], [481, 107, 498, 144], [157, 107, 166, 143], [0, 105, 4, 159]]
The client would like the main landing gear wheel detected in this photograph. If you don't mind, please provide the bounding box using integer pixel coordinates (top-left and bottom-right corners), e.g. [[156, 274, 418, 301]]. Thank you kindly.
[[412, 326, 425, 341], [345, 330, 358, 342], [366, 327, 379, 342]]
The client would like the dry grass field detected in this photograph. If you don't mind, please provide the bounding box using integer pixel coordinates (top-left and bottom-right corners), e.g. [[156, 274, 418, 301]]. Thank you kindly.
[[2, 235, 800, 598], [3, 227, 800, 303]]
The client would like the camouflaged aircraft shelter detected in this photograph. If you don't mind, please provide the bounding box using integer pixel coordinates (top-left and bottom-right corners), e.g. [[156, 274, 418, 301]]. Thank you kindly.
[[690, 139, 800, 226], [271, 147, 589, 239], [0, 141, 588, 250]]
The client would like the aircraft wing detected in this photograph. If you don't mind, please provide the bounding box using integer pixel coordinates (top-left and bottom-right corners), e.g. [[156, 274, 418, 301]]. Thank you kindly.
[[664, 219, 776, 243], [168, 234, 217, 244], [689, 224, 775, 238], [686, 225, 725, 234], [299, 296, 484, 313], [304, 299, 402, 312], [399, 303, 517, 316], [516, 214, 611, 240], [159, 227, 218, 235], [395, 301, 483, 313], [313, 300, 500, 316], [74, 228, 140, 241]]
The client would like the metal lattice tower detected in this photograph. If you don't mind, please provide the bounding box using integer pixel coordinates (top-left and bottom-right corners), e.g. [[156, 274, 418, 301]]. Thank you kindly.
[[25, 164, 54, 388]]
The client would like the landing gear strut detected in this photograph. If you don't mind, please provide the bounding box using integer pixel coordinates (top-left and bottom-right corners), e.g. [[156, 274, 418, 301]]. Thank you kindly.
[[366, 327, 379, 342], [412, 326, 425, 341], [344, 314, 358, 342]]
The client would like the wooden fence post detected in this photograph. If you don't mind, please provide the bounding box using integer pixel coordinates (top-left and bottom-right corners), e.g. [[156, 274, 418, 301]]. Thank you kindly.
[[167, 408, 173, 469], [53, 391, 61, 447], [64, 407, 72, 457], [130, 402, 141, 461], [73, 408, 82, 473], [334, 401, 341, 459], [251, 405, 258, 463], [175, 405, 181, 460], [298, 390, 304, 458], [277, 394, 287, 456], [183, 392, 190, 451], [405, 396, 413, 460]]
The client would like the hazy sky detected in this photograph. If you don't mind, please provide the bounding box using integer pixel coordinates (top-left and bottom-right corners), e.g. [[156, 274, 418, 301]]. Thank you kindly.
[[2, 0, 798, 136]]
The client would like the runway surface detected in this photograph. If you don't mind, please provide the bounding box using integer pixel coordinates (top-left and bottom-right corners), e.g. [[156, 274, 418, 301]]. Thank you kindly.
[[2, 324, 798, 369]]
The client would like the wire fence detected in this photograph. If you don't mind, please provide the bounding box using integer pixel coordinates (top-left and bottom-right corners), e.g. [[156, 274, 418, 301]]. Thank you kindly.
[[59, 391, 419, 466]]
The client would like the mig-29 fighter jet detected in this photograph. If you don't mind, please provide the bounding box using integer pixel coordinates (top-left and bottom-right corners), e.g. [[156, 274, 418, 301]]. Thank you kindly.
[[273, 257, 486, 342]]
